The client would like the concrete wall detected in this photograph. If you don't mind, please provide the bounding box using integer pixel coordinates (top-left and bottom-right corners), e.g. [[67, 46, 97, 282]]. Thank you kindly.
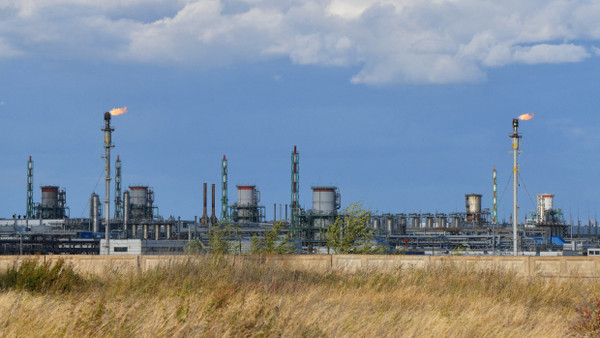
[[1, 255, 600, 278]]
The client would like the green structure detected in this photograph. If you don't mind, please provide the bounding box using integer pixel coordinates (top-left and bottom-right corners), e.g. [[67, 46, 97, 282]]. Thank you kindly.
[[114, 155, 122, 220], [221, 155, 229, 220], [492, 167, 497, 225], [26, 156, 34, 218], [290, 146, 300, 235]]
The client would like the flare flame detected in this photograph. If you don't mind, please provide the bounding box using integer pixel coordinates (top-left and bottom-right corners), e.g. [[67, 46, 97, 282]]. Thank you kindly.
[[518, 113, 534, 120], [110, 107, 127, 116]]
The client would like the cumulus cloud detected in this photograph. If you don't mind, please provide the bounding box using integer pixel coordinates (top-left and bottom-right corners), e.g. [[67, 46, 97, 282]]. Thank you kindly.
[[0, 0, 599, 84]]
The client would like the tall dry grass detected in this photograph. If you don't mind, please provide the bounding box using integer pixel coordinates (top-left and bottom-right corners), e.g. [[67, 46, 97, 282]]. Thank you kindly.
[[0, 256, 596, 337]]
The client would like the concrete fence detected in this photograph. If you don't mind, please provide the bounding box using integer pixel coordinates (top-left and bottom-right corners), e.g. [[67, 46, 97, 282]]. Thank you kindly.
[[0, 255, 600, 278]]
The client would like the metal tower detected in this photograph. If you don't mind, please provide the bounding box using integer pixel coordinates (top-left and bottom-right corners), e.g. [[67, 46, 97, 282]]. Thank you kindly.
[[221, 155, 229, 220], [510, 119, 521, 256], [114, 155, 122, 220], [102, 112, 114, 251], [26, 156, 34, 218], [291, 146, 300, 234], [492, 167, 497, 225]]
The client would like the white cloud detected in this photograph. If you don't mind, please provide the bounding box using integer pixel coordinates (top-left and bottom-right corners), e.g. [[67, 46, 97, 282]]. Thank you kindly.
[[0, 0, 600, 84]]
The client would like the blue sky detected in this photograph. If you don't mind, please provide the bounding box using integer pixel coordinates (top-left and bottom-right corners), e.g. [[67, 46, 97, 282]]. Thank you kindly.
[[1, 1, 600, 222]]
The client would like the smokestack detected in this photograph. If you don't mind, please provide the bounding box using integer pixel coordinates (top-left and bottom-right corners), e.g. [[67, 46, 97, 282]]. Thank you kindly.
[[102, 112, 114, 254], [201, 183, 209, 226], [211, 184, 218, 225], [510, 118, 522, 256]]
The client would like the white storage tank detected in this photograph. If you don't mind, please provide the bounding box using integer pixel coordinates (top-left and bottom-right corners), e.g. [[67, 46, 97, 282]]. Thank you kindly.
[[237, 185, 259, 206], [311, 186, 340, 214], [465, 194, 482, 223], [537, 193, 555, 224]]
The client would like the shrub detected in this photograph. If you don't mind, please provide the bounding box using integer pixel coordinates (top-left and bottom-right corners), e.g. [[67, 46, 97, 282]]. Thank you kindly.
[[569, 297, 600, 335], [0, 259, 84, 293]]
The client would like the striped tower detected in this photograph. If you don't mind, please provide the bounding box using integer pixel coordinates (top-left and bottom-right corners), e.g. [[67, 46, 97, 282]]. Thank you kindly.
[[492, 167, 497, 225]]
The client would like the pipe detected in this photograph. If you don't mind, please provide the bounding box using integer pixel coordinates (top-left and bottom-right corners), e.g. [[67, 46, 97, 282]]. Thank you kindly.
[[201, 183, 209, 226], [155, 224, 159, 240], [143, 224, 148, 239], [166, 222, 171, 239]]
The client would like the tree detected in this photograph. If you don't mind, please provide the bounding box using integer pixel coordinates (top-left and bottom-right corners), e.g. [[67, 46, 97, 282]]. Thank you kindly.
[[326, 202, 385, 254], [208, 222, 240, 255], [250, 221, 297, 254]]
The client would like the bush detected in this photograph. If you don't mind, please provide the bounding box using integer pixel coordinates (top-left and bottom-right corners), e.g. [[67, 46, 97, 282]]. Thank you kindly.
[[0, 259, 84, 293], [569, 297, 600, 335]]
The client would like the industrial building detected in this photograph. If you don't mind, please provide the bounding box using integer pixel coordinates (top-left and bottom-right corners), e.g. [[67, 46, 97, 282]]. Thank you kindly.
[[0, 112, 597, 256]]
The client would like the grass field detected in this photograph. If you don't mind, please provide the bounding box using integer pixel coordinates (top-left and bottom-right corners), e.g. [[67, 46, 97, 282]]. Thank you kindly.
[[0, 256, 597, 337]]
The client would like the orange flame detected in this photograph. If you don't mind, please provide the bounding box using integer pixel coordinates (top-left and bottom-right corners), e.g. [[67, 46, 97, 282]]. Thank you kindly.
[[110, 106, 127, 116], [518, 112, 534, 120]]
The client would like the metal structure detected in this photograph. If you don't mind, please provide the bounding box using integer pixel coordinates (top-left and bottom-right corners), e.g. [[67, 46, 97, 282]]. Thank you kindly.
[[291, 146, 300, 234], [537, 194, 554, 224], [123, 190, 130, 237], [231, 185, 265, 223], [90, 193, 100, 232], [38, 186, 68, 219], [200, 183, 209, 226], [221, 155, 229, 220], [114, 155, 122, 220], [102, 112, 114, 251], [492, 167, 497, 225], [465, 194, 482, 224], [128, 186, 155, 219], [26, 156, 34, 218], [510, 118, 521, 256]]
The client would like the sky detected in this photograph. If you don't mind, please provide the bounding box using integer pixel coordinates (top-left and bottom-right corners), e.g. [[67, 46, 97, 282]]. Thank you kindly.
[[1, 0, 600, 223]]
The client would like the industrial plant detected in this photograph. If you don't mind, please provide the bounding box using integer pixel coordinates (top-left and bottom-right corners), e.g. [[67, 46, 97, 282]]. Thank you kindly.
[[0, 111, 598, 256]]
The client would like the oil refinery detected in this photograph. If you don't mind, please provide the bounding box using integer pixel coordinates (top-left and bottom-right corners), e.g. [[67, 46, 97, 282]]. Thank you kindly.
[[0, 111, 597, 256]]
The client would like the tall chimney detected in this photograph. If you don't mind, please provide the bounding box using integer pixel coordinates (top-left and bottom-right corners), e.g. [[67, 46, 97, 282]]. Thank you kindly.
[[201, 183, 209, 226], [102, 112, 114, 254]]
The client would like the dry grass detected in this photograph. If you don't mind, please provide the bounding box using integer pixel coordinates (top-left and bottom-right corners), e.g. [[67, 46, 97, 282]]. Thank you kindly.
[[0, 256, 596, 337]]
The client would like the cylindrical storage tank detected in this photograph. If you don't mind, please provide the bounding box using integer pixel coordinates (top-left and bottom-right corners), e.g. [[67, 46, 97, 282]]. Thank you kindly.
[[537, 193, 554, 212], [386, 217, 393, 234], [311, 187, 337, 214], [465, 194, 482, 222], [41, 186, 59, 208], [237, 185, 257, 206], [425, 215, 434, 228], [537, 193, 555, 224], [409, 214, 420, 228], [396, 214, 407, 235], [542, 194, 554, 211], [452, 214, 461, 228], [372, 218, 380, 230], [130, 186, 148, 207], [437, 214, 447, 228]]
